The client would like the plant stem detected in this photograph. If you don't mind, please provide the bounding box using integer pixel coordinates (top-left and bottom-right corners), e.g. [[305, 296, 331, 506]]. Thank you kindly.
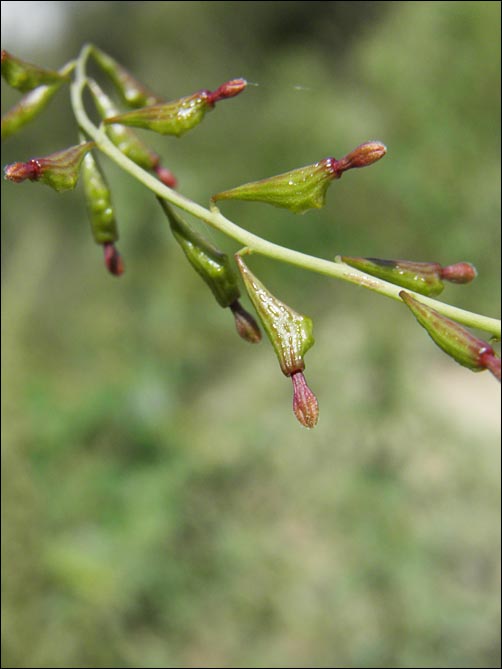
[[71, 44, 501, 339]]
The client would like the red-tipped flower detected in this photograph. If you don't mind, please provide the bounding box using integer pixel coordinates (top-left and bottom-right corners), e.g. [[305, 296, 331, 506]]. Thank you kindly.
[[4, 141, 95, 191]]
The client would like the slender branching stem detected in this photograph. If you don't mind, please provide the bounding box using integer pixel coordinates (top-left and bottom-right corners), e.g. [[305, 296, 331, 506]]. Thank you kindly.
[[71, 44, 501, 339]]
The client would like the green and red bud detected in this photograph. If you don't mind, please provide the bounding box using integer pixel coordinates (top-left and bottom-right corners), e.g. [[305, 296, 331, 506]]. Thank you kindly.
[[1, 80, 66, 141], [212, 141, 386, 214], [1, 49, 68, 92], [4, 141, 95, 192], [103, 78, 247, 137], [400, 291, 500, 380], [340, 257, 477, 297], [80, 148, 124, 276], [157, 199, 260, 343], [335, 141, 387, 172], [235, 255, 318, 427], [90, 46, 163, 108]]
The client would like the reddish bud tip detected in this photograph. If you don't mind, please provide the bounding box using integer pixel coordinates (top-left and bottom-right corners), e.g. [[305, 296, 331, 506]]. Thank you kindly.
[[291, 371, 319, 429], [103, 242, 125, 276], [207, 78, 247, 104], [336, 141, 387, 172], [4, 160, 40, 182], [480, 350, 501, 381], [440, 262, 478, 284], [154, 164, 178, 189], [230, 300, 262, 343]]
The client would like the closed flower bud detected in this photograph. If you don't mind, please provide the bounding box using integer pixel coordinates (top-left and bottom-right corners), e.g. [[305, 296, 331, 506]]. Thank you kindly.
[[80, 147, 124, 276], [212, 141, 386, 214], [4, 141, 95, 192], [229, 300, 262, 344], [103, 242, 125, 277], [104, 78, 247, 137], [90, 46, 163, 108], [335, 141, 387, 172], [1, 49, 68, 92], [439, 262, 477, 284], [1, 80, 65, 141], [400, 291, 500, 380], [235, 255, 318, 427], [158, 199, 259, 342]]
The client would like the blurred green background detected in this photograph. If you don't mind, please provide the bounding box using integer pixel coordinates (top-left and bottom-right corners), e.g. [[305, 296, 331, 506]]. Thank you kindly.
[[1, 2, 500, 667]]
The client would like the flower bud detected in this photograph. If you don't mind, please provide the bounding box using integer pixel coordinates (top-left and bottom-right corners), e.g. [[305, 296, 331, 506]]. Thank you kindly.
[[229, 300, 262, 344], [4, 141, 95, 192], [335, 141, 387, 172], [291, 371, 319, 429], [103, 78, 247, 137], [80, 147, 124, 276], [1, 49, 68, 92], [400, 291, 500, 380], [1, 80, 65, 141], [103, 242, 125, 277], [439, 262, 477, 284], [90, 46, 163, 107], [212, 141, 386, 214], [235, 255, 318, 427]]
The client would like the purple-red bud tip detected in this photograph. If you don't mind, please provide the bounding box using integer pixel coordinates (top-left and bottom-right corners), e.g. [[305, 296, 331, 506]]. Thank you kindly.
[[230, 300, 262, 343], [207, 78, 247, 105], [480, 350, 501, 382], [154, 164, 178, 189], [336, 141, 387, 172], [103, 243, 125, 276], [440, 262, 477, 284], [4, 160, 40, 182], [291, 371, 319, 429]]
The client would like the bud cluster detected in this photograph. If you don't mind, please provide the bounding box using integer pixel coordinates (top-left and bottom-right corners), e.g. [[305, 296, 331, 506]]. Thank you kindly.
[[2, 45, 499, 432]]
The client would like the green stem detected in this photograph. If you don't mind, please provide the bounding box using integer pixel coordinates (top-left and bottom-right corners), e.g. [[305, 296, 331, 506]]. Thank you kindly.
[[71, 44, 501, 339]]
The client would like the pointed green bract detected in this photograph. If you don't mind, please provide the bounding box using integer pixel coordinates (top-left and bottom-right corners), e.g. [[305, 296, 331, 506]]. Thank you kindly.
[[400, 291, 499, 373], [213, 159, 340, 214], [341, 257, 445, 296], [1, 50, 68, 92], [158, 198, 240, 308], [1, 80, 66, 141], [235, 255, 314, 375], [90, 46, 162, 108], [104, 92, 211, 137]]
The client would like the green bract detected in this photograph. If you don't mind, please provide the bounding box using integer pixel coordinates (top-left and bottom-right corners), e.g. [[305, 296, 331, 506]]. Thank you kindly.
[[235, 255, 315, 375], [341, 257, 445, 296], [213, 159, 340, 214], [1, 49, 68, 92], [104, 92, 212, 137]]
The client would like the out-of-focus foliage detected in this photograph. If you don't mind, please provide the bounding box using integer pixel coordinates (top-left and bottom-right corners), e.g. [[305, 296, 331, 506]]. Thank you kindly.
[[1, 2, 500, 668]]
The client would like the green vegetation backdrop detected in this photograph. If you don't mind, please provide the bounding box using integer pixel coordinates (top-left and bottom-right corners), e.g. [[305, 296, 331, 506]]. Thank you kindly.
[[2, 2, 500, 667]]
